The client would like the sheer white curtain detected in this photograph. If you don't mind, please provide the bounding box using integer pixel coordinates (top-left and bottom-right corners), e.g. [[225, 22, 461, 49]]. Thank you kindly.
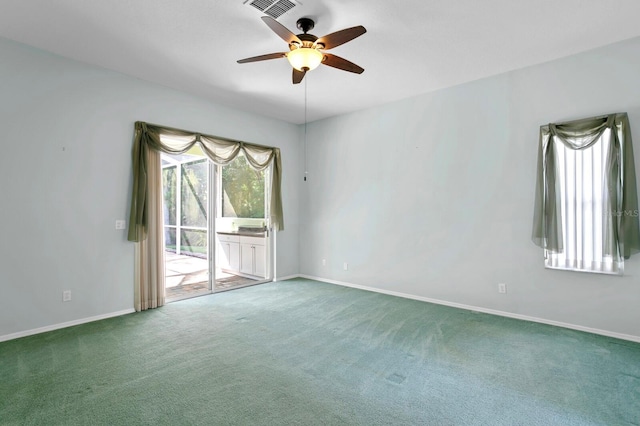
[[134, 148, 165, 309], [545, 130, 619, 273]]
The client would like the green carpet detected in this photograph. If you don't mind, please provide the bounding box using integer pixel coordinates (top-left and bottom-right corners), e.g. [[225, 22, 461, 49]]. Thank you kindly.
[[1, 278, 639, 425]]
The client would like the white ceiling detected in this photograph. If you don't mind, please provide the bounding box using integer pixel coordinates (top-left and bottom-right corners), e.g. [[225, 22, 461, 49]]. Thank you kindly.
[[2, 0, 640, 124]]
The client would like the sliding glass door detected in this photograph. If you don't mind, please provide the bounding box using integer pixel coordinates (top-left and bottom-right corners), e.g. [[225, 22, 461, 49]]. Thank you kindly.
[[161, 148, 273, 302]]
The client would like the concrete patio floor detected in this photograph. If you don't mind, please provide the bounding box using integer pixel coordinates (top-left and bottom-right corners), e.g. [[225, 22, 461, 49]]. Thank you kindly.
[[164, 252, 262, 300]]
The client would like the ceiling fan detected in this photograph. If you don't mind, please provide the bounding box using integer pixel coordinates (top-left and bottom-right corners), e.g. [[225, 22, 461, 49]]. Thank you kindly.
[[237, 16, 366, 84]]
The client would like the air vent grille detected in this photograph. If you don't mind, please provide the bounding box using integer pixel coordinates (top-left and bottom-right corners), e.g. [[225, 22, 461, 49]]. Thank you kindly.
[[245, 0, 298, 19], [248, 0, 273, 12]]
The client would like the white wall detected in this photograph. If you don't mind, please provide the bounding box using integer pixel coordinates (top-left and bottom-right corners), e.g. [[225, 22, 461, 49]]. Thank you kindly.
[[0, 37, 300, 339], [3, 33, 640, 342], [300, 36, 640, 340]]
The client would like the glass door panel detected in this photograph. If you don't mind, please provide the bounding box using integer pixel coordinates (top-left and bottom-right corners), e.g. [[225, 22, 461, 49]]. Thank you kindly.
[[214, 152, 273, 292], [162, 147, 211, 302]]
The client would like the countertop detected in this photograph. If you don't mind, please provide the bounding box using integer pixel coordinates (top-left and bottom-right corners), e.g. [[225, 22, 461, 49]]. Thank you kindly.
[[216, 231, 266, 237]]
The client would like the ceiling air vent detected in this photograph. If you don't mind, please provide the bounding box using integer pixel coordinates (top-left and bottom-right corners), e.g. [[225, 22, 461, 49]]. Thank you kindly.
[[245, 0, 298, 19]]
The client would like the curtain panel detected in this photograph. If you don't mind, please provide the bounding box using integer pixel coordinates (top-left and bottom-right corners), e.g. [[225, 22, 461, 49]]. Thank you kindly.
[[532, 112, 640, 263], [127, 121, 284, 311], [133, 148, 165, 310]]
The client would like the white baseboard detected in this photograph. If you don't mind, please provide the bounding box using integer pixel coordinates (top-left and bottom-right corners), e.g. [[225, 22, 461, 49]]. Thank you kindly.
[[274, 274, 300, 282], [0, 309, 136, 343], [297, 274, 640, 344], [4, 277, 638, 345]]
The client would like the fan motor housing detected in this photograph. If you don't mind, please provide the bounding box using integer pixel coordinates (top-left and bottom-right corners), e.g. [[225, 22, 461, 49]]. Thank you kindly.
[[296, 17, 315, 33]]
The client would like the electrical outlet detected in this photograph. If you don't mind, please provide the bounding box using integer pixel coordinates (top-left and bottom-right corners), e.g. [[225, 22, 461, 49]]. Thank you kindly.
[[115, 220, 126, 230], [63, 290, 72, 302], [322, 259, 326, 266], [498, 283, 507, 294], [343, 262, 348, 271]]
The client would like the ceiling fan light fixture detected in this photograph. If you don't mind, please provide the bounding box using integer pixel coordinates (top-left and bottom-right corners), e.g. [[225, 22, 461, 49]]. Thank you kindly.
[[287, 47, 323, 71], [237, 17, 366, 84]]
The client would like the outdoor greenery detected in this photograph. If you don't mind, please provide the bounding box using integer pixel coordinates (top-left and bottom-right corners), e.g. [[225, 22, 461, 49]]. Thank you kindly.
[[181, 160, 208, 228], [161, 153, 265, 258], [162, 167, 177, 226], [162, 158, 208, 256], [222, 154, 265, 218]]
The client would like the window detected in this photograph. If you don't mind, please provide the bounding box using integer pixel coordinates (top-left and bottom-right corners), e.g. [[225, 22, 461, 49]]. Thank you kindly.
[[546, 129, 616, 273], [220, 152, 266, 219], [532, 113, 640, 274]]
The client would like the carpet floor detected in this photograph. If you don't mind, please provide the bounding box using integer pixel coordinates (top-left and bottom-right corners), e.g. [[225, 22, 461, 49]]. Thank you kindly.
[[1, 278, 639, 425]]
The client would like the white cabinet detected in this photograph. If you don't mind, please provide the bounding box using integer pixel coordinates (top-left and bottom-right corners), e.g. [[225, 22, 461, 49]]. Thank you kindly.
[[240, 243, 253, 275], [240, 236, 267, 278], [218, 234, 240, 272], [253, 244, 266, 277], [217, 233, 266, 279]]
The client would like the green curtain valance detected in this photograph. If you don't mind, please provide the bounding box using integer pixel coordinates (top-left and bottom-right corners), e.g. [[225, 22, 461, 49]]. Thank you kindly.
[[128, 121, 284, 242], [532, 112, 640, 259]]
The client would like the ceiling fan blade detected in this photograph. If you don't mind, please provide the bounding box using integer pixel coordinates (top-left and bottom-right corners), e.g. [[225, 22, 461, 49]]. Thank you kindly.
[[315, 26, 366, 50], [262, 16, 302, 45], [292, 68, 306, 84], [321, 53, 364, 74], [237, 52, 287, 64]]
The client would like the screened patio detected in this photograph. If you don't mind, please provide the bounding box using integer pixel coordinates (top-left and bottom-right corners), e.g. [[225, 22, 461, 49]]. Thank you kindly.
[[161, 151, 262, 301]]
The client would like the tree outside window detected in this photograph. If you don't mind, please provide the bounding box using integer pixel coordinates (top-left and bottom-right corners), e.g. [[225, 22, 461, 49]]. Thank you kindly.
[[221, 153, 265, 219]]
